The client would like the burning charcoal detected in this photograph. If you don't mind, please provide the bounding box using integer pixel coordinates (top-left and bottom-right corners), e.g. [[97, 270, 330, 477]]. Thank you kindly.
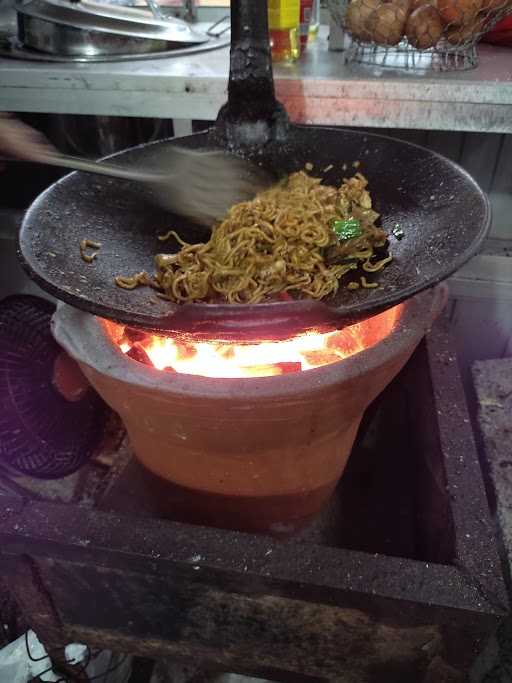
[[124, 326, 148, 343], [275, 362, 302, 375], [217, 344, 235, 360], [163, 366, 177, 373], [175, 342, 197, 361], [302, 350, 341, 367], [326, 329, 364, 357], [126, 344, 152, 366]]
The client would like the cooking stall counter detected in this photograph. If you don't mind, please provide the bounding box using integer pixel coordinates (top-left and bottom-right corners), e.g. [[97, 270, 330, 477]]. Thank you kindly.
[[2, 27, 512, 133], [0, 3, 508, 680]]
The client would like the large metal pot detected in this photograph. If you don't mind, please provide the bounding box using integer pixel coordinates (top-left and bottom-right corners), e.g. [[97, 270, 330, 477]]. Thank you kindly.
[[15, 0, 209, 56]]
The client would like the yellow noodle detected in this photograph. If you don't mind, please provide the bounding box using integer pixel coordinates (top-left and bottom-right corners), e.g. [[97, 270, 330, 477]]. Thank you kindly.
[[158, 230, 189, 247], [115, 272, 151, 290], [158, 230, 175, 242], [116, 171, 390, 303], [80, 239, 101, 264], [361, 276, 379, 289], [362, 255, 393, 273]]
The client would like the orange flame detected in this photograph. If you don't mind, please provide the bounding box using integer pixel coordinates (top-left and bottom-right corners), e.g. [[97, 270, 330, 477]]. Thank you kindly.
[[103, 305, 401, 379]]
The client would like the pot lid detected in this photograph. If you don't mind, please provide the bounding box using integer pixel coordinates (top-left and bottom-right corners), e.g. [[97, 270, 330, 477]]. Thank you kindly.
[[15, 0, 209, 43]]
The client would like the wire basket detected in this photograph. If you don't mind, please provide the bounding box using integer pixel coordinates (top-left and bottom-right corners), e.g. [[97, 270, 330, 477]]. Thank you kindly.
[[0, 295, 107, 479], [328, 0, 512, 70]]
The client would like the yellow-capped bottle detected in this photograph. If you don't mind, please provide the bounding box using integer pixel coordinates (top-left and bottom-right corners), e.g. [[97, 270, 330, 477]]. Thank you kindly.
[[268, 0, 300, 63], [308, 0, 320, 41], [309, 0, 320, 43]]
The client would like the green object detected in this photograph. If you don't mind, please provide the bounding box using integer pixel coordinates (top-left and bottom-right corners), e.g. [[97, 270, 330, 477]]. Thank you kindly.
[[392, 224, 405, 240], [333, 217, 362, 241]]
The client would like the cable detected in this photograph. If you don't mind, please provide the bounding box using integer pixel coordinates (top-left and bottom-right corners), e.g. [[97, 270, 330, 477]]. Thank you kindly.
[[25, 630, 52, 662], [24, 635, 91, 682], [26, 643, 129, 683]]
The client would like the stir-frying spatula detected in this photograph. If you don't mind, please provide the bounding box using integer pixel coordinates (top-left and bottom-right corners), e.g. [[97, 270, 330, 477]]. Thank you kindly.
[[1, 115, 273, 226]]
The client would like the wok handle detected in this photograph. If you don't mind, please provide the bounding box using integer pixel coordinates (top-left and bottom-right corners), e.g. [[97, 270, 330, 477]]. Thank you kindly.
[[215, 0, 289, 149]]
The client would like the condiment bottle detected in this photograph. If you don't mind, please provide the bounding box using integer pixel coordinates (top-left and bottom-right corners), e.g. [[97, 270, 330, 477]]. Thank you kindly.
[[300, 0, 314, 52], [308, 0, 320, 41], [268, 0, 300, 63]]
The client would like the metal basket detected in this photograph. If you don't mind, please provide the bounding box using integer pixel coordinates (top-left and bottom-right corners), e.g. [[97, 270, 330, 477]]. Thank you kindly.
[[328, 0, 512, 70]]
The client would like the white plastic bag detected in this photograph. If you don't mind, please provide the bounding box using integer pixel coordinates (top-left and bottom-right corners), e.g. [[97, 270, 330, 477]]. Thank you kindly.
[[0, 630, 132, 682]]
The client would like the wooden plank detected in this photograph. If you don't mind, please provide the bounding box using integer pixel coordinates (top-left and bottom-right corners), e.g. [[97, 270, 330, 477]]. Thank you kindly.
[[450, 299, 512, 388], [449, 241, 512, 301], [449, 276, 512, 302], [425, 131, 464, 162], [488, 135, 512, 239], [455, 253, 512, 286], [26, 556, 459, 683], [424, 132, 504, 237], [473, 358, 512, 569], [459, 133, 502, 193], [505, 335, 512, 357], [448, 243, 512, 368], [471, 360, 512, 683]]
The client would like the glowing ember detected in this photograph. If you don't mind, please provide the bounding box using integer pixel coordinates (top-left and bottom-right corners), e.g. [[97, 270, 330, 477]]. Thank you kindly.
[[103, 306, 401, 378]]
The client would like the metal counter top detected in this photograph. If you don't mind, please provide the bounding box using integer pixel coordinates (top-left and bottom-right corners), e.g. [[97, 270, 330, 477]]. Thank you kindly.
[[1, 27, 512, 132]]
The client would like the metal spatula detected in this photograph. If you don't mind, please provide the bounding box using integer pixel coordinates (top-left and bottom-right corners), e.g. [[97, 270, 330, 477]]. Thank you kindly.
[[0, 115, 274, 227], [36, 147, 274, 227]]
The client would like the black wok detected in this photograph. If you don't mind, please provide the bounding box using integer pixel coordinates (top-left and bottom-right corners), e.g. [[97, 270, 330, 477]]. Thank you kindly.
[[18, 2, 490, 340]]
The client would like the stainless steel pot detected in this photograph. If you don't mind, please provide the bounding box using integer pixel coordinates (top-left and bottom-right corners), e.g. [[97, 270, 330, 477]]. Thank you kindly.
[[15, 0, 208, 56]]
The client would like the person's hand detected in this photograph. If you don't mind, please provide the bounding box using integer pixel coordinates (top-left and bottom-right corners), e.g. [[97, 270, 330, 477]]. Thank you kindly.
[[0, 113, 57, 163]]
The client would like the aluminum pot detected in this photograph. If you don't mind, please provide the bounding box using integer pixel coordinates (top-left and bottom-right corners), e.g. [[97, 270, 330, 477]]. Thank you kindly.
[[16, 0, 208, 56], [52, 286, 446, 535]]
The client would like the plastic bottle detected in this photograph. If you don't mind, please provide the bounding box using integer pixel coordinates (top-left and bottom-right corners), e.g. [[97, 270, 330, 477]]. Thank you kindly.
[[268, 0, 300, 63], [300, 0, 314, 52], [308, 0, 320, 41]]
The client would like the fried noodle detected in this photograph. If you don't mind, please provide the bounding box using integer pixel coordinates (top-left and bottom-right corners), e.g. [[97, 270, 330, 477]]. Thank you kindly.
[[80, 239, 101, 264], [115, 170, 389, 304]]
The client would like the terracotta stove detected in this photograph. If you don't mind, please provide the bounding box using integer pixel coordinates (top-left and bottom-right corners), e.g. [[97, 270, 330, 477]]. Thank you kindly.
[[52, 286, 445, 535]]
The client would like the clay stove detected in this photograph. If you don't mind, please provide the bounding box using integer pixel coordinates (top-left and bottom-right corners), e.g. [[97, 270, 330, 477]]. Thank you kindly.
[[0, 297, 507, 681], [52, 285, 445, 535]]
